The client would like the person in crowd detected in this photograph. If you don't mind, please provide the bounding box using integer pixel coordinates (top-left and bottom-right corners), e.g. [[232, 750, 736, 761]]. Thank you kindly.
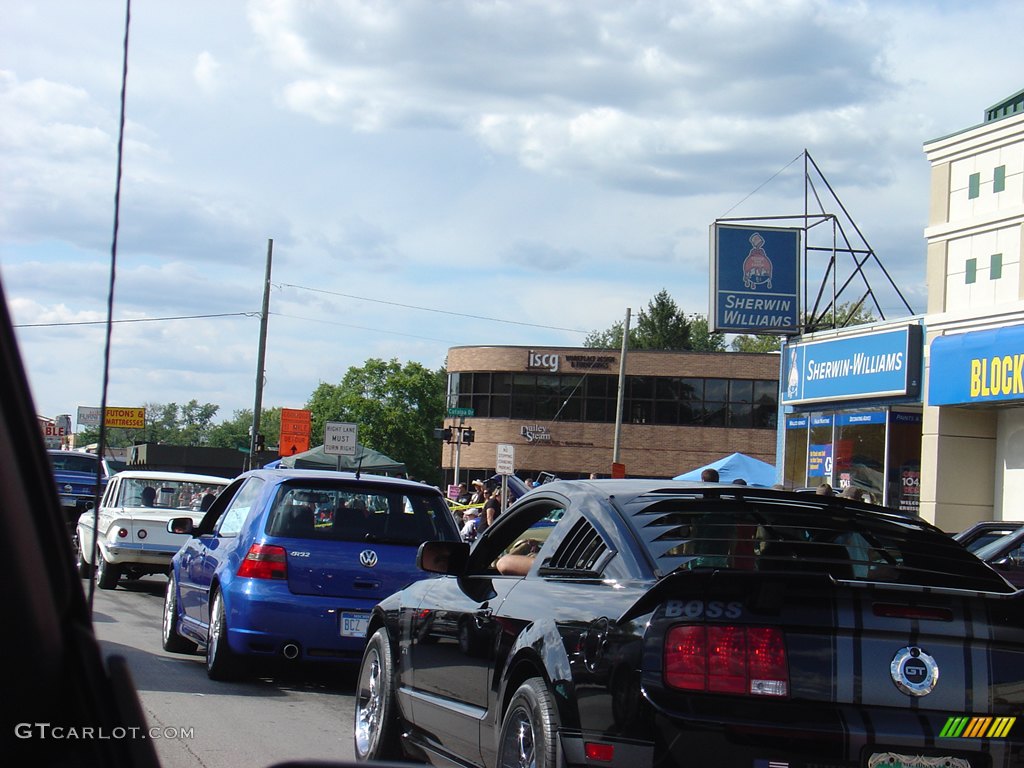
[[701, 468, 720, 482], [470, 479, 488, 505], [455, 482, 471, 505], [481, 486, 504, 535], [816, 482, 834, 496], [732, 478, 747, 485], [460, 508, 480, 542]]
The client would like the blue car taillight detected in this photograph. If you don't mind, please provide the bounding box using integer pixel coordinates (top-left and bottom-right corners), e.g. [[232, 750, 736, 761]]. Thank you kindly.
[[237, 543, 288, 580]]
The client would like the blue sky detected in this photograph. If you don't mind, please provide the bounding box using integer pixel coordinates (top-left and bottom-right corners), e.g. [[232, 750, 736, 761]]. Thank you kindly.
[[2, 0, 1023, 426]]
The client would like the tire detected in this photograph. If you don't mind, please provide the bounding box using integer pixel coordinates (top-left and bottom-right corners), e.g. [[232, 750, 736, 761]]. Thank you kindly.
[[96, 553, 120, 590], [76, 535, 94, 579], [162, 578, 197, 654], [497, 678, 560, 768], [206, 590, 241, 681], [353, 627, 403, 761]]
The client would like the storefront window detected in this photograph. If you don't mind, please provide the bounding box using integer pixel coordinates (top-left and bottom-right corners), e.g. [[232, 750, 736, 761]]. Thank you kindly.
[[807, 415, 835, 488], [887, 412, 922, 514], [833, 412, 886, 503], [783, 416, 808, 488], [783, 409, 923, 511]]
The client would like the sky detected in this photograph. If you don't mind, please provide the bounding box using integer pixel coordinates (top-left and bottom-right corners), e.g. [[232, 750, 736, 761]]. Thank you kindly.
[[3, 0, 1023, 429]]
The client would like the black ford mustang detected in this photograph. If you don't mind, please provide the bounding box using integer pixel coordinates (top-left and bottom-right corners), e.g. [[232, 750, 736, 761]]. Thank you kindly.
[[354, 479, 1024, 768]]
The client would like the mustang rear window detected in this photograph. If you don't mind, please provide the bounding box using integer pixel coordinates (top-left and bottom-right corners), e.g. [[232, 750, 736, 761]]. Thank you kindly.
[[628, 495, 1014, 592], [266, 483, 453, 544]]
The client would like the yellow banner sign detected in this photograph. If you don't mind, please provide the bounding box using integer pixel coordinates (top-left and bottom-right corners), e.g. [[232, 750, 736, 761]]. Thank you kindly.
[[104, 407, 146, 429]]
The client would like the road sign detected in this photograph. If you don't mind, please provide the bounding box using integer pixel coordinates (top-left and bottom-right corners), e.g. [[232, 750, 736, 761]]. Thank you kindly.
[[279, 408, 311, 456], [496, 443, 515, 476], [447, 407, 475, 417], [324, 421, 358, 456]]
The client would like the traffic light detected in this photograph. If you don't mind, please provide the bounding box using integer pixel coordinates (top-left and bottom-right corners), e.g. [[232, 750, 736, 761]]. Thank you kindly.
[[433, 427, 453, 442], [255, 433, 266, 451], [462, 428, 475, 445]]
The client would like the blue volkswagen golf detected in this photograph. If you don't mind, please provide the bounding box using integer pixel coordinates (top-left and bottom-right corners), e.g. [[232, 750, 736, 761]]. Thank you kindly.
[[162, 468, 460, 680]]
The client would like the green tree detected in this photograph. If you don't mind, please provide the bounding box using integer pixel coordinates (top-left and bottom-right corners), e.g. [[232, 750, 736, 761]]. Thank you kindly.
[[730, 301, 879, 352], [688, 314, 727, 352], [585, 289, 695, 351], [306, 359, 446, 485], [75, 400, 221, 448], [207, 407, 282, 451]]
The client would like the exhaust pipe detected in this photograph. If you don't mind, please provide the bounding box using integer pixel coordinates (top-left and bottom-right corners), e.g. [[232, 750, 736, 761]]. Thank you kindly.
[[282, 642, 301, 660]]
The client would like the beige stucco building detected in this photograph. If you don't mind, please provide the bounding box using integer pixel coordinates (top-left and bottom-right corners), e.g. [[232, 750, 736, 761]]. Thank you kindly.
[[920, 89, 1024, 529]]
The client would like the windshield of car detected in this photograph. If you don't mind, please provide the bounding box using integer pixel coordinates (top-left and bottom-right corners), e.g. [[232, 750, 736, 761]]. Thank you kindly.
[[628, 495, 1015, 592], [117, 478, 225, 510], [265, 482, 456, 544], [48, 452, 98, 474]]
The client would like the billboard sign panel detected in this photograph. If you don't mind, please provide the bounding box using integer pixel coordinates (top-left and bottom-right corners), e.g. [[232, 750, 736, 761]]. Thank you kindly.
[[711, 223, 800, 334], [782, 325, 922, 406]]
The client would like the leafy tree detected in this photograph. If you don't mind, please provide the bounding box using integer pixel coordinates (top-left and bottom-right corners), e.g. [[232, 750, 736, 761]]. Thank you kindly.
[[585, 289, 693, 351], [633, 289, 692, 350], [306, 359, 446, 485], [688, 314, 726, 352], [730, 301, 879, 352], [76, 400, 221, 448], [206, 407, 282, 451]]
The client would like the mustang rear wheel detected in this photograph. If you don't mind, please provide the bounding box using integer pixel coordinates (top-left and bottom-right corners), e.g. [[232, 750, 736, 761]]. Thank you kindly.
[[354, 627, 402, 761], [96, 553, 120, 590], [206, 591, 241, 680], [498, 677, 560, 768], [161, 578, 197, 654]]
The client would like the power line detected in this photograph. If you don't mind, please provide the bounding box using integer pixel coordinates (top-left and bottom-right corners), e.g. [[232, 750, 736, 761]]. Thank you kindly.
[[277, 283, 591, 335], [14, 311, 255, 329]]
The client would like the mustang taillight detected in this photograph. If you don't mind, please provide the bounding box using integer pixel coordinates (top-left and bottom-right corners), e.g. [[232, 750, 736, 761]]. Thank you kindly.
[[237, 543, 288, 580], [665, 625, 788, 697]]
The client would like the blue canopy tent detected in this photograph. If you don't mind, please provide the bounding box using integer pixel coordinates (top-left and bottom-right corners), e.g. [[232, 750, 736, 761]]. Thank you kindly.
[[674, 452, 777, 487]]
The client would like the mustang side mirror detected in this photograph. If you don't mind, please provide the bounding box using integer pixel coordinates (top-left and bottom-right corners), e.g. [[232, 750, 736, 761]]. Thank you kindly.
[[417, 540, 469, 575]]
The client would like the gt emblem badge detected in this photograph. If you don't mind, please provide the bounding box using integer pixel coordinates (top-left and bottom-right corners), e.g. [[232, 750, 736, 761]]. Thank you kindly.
[[890, 646, 939, 696], [359, 549, 378, 568]]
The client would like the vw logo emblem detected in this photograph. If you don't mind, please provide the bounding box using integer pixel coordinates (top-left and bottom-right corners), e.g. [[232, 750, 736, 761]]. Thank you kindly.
[[890, 646, 939, 696], [359, 549, 378, 568]]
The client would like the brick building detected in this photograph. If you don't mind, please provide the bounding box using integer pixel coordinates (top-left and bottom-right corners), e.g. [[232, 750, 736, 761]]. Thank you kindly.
[[441, 345, 779, 485]]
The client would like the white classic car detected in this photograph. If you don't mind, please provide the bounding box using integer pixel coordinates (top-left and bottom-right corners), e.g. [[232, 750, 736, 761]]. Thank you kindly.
[[76, 470, 231, 589]]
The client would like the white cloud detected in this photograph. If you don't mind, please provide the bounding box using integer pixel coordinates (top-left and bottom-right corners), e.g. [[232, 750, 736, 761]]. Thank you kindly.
[[2, 0, 1023, 420]]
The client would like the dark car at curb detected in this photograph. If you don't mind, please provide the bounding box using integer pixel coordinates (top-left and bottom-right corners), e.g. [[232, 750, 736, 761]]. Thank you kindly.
[[953, 520, 1024, 554], [163, 468, 461, 680], [354, 479, 1024, 768]]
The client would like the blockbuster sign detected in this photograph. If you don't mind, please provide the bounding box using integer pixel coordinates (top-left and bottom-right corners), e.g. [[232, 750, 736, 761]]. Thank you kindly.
[[710, 223, 800, 334]]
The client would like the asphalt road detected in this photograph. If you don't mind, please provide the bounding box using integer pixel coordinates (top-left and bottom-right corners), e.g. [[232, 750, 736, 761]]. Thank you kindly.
[[86, 574, 363, 768]]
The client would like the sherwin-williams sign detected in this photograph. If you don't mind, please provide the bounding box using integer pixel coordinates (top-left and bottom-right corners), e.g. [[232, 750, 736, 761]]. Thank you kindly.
[[782, 326, 922, 405], [929, 325, 1024, 406], [710, 223, 800, 334]]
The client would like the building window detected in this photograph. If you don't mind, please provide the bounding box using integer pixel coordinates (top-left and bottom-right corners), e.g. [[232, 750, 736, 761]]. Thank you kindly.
[[994, 165, 1006, 193], [965, 258, 977, 284], [452, 369, 778, 429], [991, 253, 1003, 280], [968, 172, 980, 199]]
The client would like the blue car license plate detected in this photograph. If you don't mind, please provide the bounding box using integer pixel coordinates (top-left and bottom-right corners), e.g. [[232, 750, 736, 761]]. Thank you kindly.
[[340, 611, 370, 638]]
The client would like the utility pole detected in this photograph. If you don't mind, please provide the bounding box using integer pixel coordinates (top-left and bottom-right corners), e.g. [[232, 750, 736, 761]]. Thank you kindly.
[[248, 238, 273, 470], [611, 307, 631, 476]]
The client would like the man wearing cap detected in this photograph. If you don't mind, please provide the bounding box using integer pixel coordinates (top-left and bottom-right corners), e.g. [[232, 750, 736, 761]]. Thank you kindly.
[[460, 507, 480, 542]]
